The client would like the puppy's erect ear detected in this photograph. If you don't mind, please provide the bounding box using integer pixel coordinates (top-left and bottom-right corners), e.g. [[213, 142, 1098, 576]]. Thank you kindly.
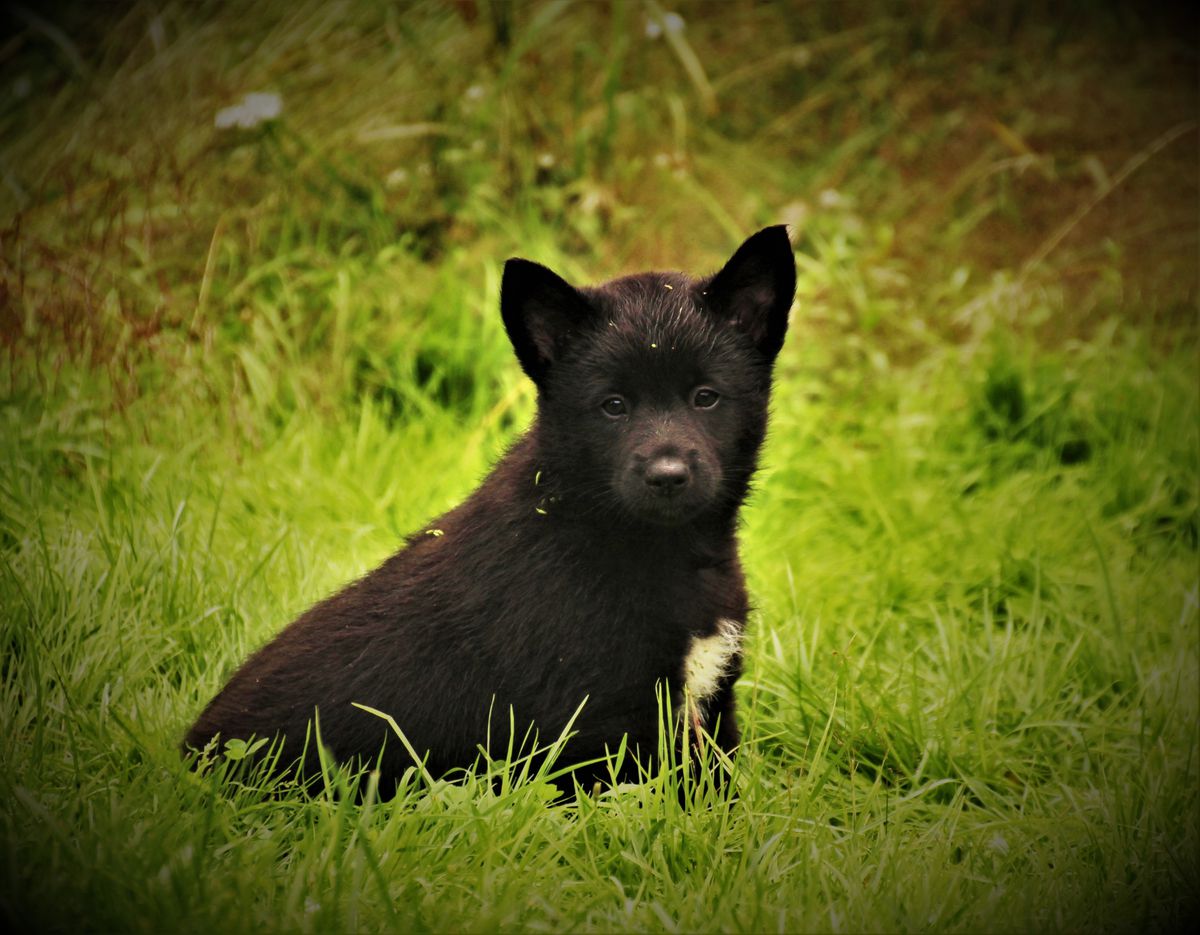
[[501, 259, 595, 385], [703, 226, 795, 362]]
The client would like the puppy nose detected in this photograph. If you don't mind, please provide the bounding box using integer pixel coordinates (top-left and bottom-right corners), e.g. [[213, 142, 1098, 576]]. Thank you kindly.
[[644, 456, 690, 491]]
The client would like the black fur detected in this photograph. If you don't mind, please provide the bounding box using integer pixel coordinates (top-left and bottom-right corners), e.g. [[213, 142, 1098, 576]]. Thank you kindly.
[[185, 226, 795, 794]]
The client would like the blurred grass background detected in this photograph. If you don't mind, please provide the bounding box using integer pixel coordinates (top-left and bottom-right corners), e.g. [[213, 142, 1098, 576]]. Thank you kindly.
[[1, 1, 1197, 931]]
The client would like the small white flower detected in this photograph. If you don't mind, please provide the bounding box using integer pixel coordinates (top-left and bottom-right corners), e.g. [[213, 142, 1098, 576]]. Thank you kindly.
[[464, 84, 485, 101], [214, 92, 283, 130], [644, 11, 684, 39], [536, 152, 555, 169], [818, 188, 845, 209], [579, 189, 603, 214]]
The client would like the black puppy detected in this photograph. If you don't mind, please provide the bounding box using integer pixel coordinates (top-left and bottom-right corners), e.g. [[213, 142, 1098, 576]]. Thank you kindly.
[[185, 226, 795, 795]]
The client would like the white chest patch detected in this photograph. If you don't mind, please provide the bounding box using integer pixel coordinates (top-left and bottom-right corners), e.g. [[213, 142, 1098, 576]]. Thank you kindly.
[[682, 617, 742, 703]]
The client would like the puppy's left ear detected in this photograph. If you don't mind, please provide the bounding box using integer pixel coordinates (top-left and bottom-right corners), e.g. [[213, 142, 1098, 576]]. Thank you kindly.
[[704, 226, 795, 362]]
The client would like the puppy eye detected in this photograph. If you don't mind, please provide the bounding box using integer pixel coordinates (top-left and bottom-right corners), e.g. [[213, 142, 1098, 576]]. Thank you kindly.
[[693, 388, 720, 409], [601, 397, 627, 417]]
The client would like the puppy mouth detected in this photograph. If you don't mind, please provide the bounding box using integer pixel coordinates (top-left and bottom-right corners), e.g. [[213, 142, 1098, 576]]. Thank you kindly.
[[618, 482, 714, 526], [627, 502, 698, 527]]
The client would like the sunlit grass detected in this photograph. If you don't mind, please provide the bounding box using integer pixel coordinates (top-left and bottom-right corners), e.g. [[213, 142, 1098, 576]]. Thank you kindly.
[[2, 1, 1196, 931]]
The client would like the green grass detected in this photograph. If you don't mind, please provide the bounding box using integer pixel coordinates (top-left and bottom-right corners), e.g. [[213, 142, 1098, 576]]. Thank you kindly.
[[2, 2, 1197, 931]]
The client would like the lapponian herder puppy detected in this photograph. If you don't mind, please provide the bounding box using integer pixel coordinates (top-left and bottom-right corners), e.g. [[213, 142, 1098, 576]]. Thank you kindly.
[[185, 226, 796, 796]]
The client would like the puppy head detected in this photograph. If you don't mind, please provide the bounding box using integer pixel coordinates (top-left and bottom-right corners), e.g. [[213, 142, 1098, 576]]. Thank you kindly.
[[502, 227, 795, 526]]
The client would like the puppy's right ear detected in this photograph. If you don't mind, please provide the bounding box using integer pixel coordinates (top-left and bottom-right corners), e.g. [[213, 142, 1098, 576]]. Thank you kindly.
[[501, 259, 594, 385]]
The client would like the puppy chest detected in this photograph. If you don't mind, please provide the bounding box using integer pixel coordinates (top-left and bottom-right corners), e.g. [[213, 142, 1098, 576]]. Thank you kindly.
[[681, 617, 742, 702]]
